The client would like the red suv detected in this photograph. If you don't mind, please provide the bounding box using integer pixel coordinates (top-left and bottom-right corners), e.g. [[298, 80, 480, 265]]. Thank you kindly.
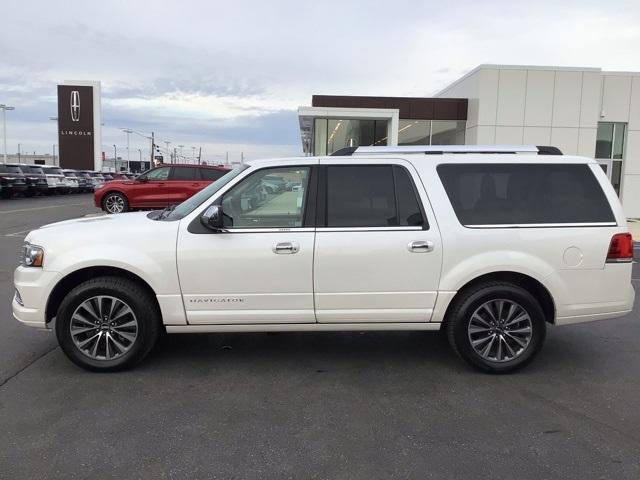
[[94, 164, 230, 213]]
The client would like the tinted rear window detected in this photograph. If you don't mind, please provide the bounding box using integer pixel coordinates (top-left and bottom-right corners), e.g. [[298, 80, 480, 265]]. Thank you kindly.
[[28, 167, 44, 174], [46, 168, 64, 175], [2, 166, 23, 174], [326, 165, 426, 228], [437, 164, 615, 225], [171, 167, 196, 181], [199, 168, 226, 181]]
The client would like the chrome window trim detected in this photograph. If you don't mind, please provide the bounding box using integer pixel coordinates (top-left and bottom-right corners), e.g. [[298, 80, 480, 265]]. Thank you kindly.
[[316, 226, 423, 232], [219, 226, 424, 233], [219, 227, 315, 234], [464, 222, 618, 229]]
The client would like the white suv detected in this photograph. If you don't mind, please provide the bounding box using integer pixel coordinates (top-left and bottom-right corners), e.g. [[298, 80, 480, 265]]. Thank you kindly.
[[13, 145, 634, 373]]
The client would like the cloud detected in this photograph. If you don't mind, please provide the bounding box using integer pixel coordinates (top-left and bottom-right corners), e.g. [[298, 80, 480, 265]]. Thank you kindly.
[[0, 0, 639, 160]]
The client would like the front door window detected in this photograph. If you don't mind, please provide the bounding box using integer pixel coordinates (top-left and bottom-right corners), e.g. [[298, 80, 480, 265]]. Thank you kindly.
[[221, 167, 310, 228]]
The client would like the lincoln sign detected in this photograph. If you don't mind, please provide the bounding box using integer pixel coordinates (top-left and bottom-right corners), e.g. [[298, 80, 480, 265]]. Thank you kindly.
[[57, 85, 95, 170]]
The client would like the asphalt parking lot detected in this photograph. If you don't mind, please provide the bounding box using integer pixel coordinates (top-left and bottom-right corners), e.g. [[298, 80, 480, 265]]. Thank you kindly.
[[1, 194, 639, 479]]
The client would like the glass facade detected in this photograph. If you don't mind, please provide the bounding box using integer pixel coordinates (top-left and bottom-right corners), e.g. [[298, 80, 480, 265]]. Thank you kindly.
[[596, 122, 626, 196], [313, 118, 387, 155], [311, 118, 466, 155], [398, 120, 466, 146]]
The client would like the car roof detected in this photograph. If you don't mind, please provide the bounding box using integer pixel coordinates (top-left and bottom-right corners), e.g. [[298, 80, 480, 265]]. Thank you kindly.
[[245, 153, 598, 169], [154, 163, 228, 170]]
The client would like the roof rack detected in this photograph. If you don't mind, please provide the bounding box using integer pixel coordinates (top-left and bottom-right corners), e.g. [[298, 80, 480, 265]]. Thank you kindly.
[[331, 145, 563, 156]]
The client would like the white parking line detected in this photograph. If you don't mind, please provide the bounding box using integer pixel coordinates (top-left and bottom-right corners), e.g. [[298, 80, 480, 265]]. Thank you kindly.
[[4, 229, 31, 237], [0, 203, 87, 214]]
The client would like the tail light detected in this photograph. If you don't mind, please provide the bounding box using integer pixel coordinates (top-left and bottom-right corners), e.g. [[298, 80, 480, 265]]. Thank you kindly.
[[606, 233, 633, 263]]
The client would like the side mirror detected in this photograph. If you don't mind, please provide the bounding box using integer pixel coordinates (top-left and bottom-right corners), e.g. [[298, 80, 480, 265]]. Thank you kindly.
[[137, 176, 148, 183], [201, 205, 224, 231]]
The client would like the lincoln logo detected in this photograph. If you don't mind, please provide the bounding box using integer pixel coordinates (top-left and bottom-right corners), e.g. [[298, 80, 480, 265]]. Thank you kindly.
[[70, 90, 80, 122]]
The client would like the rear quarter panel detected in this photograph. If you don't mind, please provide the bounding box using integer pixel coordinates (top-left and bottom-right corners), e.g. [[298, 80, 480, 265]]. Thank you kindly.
[[411, 155, 633, 323]]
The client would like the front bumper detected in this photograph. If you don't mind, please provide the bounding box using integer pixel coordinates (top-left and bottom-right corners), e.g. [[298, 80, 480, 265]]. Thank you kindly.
[[12, 266, 61, 329]]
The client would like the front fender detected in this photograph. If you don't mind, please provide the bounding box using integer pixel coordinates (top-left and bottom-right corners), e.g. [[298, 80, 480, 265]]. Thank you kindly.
[[44, 243, 180, 296]]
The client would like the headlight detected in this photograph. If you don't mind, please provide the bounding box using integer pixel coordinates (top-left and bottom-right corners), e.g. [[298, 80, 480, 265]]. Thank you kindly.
[[21, 243, 44, 267]]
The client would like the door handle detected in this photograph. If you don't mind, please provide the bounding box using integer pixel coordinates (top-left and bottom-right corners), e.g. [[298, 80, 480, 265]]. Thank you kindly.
[[408, 240, 434, 253], [273, 242, 299, 254]]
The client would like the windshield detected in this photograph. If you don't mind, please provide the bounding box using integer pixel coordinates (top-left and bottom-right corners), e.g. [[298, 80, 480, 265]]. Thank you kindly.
[[163, 165, 248, 221], [47, 168, 64, 175], [28, 167, 44, 174]]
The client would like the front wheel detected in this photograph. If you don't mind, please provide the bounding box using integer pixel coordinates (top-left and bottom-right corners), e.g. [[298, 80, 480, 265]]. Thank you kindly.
[[445, 282, 546, 373], [55, 276, 161, 371], [102, 192, 129, 213]]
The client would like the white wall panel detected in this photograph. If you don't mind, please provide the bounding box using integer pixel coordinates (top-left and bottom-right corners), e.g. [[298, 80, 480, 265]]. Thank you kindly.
[[622, 130, 640, 175], [523, 126, 551, 145], [524, 70, 554, 126], [494, 126, 523, 144], [496, 69, 526, 126], [464, 125, 478, 144], [628, 77, 640, 130], [620, 175, 640, 217], [577, 128, 597, 157], [580, 71, 602, 128], [477, 69, 499, 126], [602, 75, 632, 122], [550, 127, 579, 155], [474, 125, 496, 144], [552, 71, 582, 127]]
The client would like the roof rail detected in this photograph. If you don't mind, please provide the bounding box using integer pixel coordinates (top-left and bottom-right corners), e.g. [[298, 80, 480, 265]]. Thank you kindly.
[[351, 145, 542, 155]]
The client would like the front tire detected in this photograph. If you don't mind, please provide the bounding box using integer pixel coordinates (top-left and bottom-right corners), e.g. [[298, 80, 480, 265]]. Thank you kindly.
[[445, 282, 546, 373], [102, 192, 129, 213], [55, 276, 161, 371]]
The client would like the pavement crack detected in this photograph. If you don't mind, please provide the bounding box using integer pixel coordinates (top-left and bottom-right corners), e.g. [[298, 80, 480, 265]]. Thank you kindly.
[[0, 345, 59, 390], [511, 384, 640, 448]]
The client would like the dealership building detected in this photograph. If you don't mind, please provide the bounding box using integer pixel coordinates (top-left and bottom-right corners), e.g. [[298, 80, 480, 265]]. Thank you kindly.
[[298, 64, 640, 217]]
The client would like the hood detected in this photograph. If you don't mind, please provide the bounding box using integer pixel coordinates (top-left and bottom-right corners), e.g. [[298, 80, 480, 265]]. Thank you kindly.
[[26, 211, 178, 248], [39, 211, 148, 230]]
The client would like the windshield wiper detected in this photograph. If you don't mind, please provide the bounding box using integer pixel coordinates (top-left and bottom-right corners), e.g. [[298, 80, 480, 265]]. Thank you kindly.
[[158, 204, 177, 220]]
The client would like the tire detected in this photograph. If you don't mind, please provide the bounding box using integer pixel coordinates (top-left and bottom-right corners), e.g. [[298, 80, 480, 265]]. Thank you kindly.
[[55, 276, 161, 372], [102, 192, 129, 214], [445, 282, 546, 374]]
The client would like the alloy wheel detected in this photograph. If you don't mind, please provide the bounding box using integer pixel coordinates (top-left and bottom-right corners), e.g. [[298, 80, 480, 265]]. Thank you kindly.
[[105, 194, 125, 213], [467, 299, 533, 363], [69, 295, 138, 361]]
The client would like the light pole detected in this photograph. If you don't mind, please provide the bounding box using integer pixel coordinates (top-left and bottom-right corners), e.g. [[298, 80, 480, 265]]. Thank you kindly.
[[52, 145, 57, 165], [49, 117, 59, 165], [120, 128, 132, 172], [17, 143, 21, 163], [164, 141, 171, 163], [178, 145, 184, 162], [1, 104, 15, 164], [113, 145, 117, 171]]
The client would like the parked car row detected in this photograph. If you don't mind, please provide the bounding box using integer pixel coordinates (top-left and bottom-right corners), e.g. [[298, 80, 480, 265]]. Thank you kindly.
[[94, 163, 230, 213], [0, 163, 138, 198]]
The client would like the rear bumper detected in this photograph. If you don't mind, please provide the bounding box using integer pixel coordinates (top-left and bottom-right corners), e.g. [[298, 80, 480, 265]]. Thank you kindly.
[[555, 283, 635, 326]]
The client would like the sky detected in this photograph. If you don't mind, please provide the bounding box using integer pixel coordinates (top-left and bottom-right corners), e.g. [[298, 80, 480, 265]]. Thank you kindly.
[[1, 0, 640, 163]]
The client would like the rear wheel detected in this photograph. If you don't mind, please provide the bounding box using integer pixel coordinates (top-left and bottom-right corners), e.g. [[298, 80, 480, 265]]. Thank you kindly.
[[102, 192, 129, 213], [445, 282, 546, 373], [55, 276, 161, 371]]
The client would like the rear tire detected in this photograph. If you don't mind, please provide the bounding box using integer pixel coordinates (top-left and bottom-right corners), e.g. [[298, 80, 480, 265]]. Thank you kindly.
[[445, 282, 546, 373], [102, 192, 129, 213], [55, 276, 161, 372]]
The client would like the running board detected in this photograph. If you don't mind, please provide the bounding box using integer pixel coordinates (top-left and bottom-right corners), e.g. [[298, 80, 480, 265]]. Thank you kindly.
[[165, 322, 442, 333]]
